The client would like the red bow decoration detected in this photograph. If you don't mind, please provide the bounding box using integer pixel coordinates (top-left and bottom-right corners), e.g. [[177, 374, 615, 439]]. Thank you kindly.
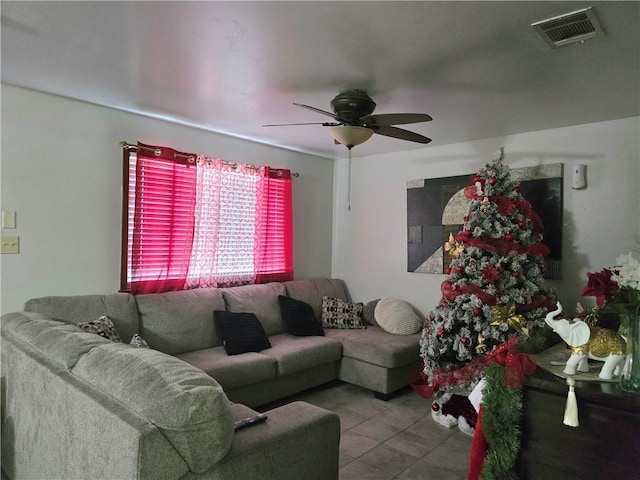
[[490, 195, 517, 216], [464, 185, 479, 199], [492, 343, 537, 388]]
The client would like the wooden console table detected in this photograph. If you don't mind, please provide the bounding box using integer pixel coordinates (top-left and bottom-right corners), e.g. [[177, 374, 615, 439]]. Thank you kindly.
[[518, 365, 640, 479]]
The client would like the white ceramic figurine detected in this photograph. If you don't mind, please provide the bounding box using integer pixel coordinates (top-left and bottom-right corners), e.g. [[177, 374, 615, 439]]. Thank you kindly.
[[544, 302, 626, 380]]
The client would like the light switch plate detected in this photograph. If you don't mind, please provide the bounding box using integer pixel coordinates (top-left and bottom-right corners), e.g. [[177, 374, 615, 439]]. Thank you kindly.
[[1, 236, 19, 254], [2, 211, 17, 229]]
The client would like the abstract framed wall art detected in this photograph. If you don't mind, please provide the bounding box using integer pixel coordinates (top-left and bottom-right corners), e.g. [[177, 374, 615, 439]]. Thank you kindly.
[[407, 163, 563, 279]]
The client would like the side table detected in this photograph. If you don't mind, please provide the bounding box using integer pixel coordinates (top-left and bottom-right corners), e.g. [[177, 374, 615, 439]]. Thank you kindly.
[[518, 365, 640, 479]]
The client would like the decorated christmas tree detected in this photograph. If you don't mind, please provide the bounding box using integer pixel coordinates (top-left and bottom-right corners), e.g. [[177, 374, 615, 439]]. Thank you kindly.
[[420, 149, 555, 394], [416, 149, 558, 479]]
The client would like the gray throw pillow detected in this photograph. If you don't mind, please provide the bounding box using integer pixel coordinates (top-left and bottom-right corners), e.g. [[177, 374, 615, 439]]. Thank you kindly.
[[363, 299, 381, 326]]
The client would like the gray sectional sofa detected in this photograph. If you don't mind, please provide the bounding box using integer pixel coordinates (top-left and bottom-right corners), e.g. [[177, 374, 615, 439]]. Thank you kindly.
[[1, 278, 422, 480]]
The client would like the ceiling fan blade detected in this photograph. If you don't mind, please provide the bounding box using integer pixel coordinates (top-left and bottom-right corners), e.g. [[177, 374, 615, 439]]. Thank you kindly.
[[373, 126, 432, 144], [263, 122, 339, 127], [360, 113, 432, 126], [293, 103, 346, 122]]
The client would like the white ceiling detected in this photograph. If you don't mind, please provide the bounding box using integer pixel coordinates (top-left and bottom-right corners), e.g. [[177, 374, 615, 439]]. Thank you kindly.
[[2, 1, 639, 159]]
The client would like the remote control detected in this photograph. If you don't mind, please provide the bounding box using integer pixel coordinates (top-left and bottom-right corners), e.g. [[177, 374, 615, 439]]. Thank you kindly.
[[234, 413, 268, 431]]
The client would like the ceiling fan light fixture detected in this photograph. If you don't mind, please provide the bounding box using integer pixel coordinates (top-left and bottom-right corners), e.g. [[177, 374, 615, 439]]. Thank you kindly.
[[329, 126, 374, 148]]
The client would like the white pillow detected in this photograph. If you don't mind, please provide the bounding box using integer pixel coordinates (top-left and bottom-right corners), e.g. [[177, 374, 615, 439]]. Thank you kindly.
[[374, 297, 422, 335]]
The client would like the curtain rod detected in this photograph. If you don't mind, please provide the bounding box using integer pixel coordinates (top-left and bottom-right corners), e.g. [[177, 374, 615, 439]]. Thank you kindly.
[[120, 141, 299, 177]]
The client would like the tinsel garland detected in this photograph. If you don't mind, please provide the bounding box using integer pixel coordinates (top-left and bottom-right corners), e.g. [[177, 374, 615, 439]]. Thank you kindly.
[[479, 363, 523, 480]]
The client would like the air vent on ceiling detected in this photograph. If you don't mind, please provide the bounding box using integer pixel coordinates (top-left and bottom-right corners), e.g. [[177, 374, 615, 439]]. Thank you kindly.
[[532, 7, 603, 48]]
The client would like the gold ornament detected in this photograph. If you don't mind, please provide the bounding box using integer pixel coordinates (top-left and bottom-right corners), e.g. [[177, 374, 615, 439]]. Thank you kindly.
[[490, 303, 529, 336], [468, 258, 477, 272], [476, 334, 487, 354], [480, 197, 491, 212], [444, 232, 464, 258]]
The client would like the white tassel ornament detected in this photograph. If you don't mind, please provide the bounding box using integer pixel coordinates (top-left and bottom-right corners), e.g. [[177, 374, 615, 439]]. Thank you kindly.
[[563, 377, 579, 427]]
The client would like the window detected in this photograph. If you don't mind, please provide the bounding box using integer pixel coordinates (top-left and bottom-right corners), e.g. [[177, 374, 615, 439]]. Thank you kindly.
[[121, 142, 293, 294]]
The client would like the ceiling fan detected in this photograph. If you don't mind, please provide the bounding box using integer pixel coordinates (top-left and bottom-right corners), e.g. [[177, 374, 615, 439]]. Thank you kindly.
[[264, 89, 432, 148]]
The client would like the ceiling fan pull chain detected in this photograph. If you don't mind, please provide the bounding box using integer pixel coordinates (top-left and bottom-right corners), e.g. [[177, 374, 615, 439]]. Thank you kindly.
[[348, 147, 352, 212]]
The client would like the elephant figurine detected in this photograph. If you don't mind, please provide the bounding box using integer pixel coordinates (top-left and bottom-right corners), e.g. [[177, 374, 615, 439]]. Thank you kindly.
[[544, 302, 626, 380]]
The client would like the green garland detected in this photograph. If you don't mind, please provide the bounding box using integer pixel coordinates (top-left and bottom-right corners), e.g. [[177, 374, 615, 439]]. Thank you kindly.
[[480, 363, 523, 480]]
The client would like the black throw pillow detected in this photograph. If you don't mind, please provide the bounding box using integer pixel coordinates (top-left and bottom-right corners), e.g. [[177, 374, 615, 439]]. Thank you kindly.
[[278, 295, 324, 337], [214, 311, 272, 355]]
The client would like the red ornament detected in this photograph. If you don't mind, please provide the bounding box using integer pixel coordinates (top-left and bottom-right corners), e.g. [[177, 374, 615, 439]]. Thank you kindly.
[[456, 265, 464, 273], [461, 336, 470, 345], [445, 267, 452, 274], [473, 307, 482, 316], [432, 402, 440, 412], [518, 220, 526, 228], [436, 329, 444, 338], [505, 233, 514, 241], [489, 176, 497, 185], [512, 271, 520, 278]]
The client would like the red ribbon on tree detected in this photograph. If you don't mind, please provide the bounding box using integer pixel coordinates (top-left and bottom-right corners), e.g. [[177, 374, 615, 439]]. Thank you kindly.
[[411, 336, 537, 398], [455, 234, 550, 258], [441, 281, 498, 305]]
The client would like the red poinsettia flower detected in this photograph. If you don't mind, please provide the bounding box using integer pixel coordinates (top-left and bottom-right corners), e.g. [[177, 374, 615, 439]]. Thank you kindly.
[[581, 268, 620, 308], [481, 265, 500, 283]]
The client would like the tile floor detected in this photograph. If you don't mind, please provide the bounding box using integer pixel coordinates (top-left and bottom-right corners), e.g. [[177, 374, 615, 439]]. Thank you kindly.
[[260, 382, 472, 480]]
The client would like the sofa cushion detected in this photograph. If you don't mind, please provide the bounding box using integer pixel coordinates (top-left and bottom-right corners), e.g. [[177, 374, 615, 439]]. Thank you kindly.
[[321, 296, 365, 329], [214, 311, 272, 355], [78, 315, 123, 342], [72, 343, 233, 473], [262, 333, 342, 376], [374, 297, 423, 335], [278, 295, 324, 336], [136, 288, 226, 355], [221, 283, 286, 336], [283, 278, 348, 320], [24, 293, 139, 343], [324, 326, 420, 368], [176, 346, 277, 391]]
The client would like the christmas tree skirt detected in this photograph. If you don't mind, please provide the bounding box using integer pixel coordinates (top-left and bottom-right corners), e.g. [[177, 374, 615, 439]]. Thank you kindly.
[[535, 343, 620, 383]]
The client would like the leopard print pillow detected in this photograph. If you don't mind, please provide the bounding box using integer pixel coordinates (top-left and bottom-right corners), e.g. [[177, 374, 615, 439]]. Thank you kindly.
[[129, 333, 150, 348], [78, 315, 122, 342]]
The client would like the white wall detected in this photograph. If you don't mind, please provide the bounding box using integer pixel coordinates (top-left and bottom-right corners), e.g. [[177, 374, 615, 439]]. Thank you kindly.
[[333, 117, 640, 316], [1, 85, 335, 313]]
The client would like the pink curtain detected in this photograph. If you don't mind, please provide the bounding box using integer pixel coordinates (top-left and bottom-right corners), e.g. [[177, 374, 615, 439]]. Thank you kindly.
[[255, 167, 294, 283], [125, 143, 293, 293], [129, 142, 197, 294]]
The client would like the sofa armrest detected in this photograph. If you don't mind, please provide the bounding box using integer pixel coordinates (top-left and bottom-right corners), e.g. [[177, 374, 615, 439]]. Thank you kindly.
[[184, 401, 340, 480]]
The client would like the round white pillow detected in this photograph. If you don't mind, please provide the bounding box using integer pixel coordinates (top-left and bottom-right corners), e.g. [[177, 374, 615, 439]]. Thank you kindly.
[[374, 297, 422, 335]]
